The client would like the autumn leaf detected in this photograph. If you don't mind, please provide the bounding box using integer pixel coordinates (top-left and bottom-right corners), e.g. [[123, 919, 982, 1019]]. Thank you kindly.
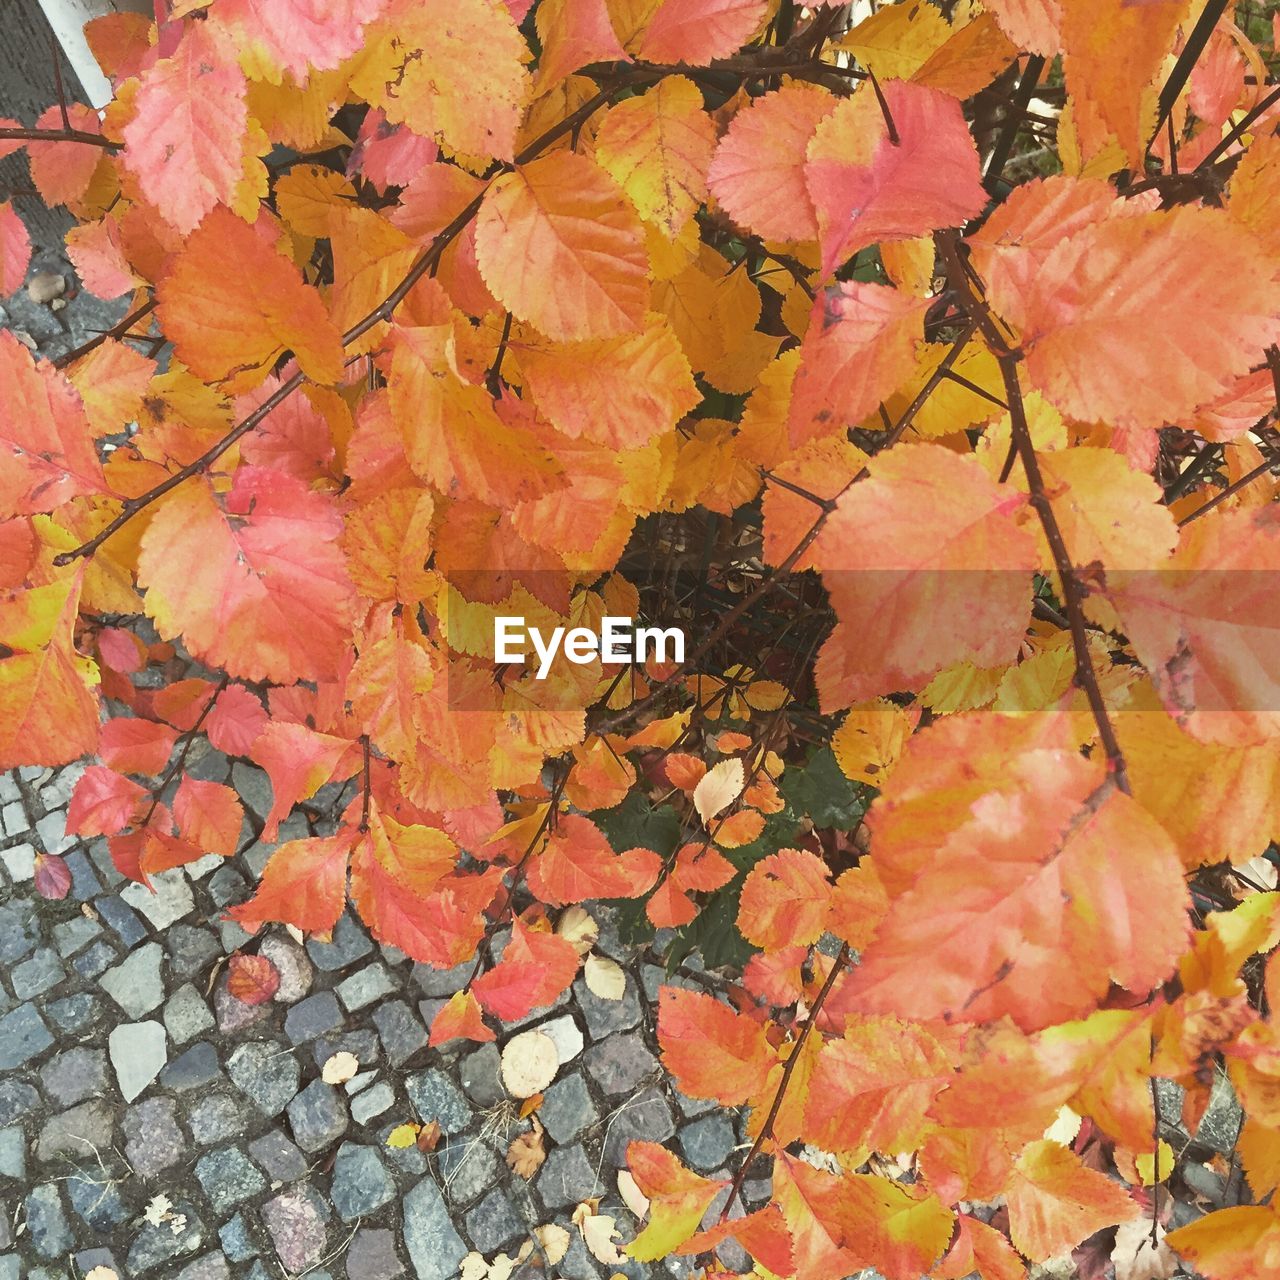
[[657, 987, 773, 1106], [137, 469, 357, 686], [226, 953, 282, 1005], [805, 79, 987, 275], [155, 207, 345, 390], [172, 776, 243, 857], [475, 151, 649, 341], [228, 830, 357, 935], [0, 201, 31, 294], [473, 920, 581, 1020], [738, 849, 832, 952], [625, 1141, 726, 1260], [506, 1116, 547, 1179], [0, 331, 104, 516]]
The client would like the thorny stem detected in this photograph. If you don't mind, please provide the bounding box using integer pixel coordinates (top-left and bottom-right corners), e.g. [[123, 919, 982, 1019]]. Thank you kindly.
[[938, 231, 1131, 793], [1177, 453, 1279, 525], [983, 56, 1046, 194], [719, 944, 852, 1224], [358, 736, 372, 834]]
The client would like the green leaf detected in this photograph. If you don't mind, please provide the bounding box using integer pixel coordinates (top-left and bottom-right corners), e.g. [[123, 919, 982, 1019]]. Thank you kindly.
[[780, 747, 868, 830]]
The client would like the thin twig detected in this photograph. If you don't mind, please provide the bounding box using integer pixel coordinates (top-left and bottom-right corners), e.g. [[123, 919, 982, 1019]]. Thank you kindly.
[[53, 298, 156, 370], [719, 944, 851, 1223], [983, 55, 1045, 194], [0, 126, 119, 150], [1151, 0, 1230, 150], [1177, 454, 1279, 525]]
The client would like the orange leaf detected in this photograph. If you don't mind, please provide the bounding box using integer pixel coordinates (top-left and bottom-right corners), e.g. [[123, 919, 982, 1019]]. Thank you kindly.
[[657, 986, 773, 1105], [681, 1204, 795, 1277], [1005, 1140, 1138, 1258], [625, 1141, 727, 1260], [472, 919, 582, 1020], [805, 80, 986, 275], [0, 201, 31, 294], [1167, 1204, 1280, 1279], [121, 22, 249, 234], [0, 331, 104, 516], [137, 470, 357, 688], [226, 953, 281, 1006], [67, 765, 147, 838], [228, 830, 357, 934], [173, 776, 243, 857], [738, 849, 832, 951], [429, 990, 495, 1047], [474, 151, 649, 341], [156, 207, 345, 390], [527, 814, 662, 905], [98, 718, 178, 776], [630, 0, 769, 67]]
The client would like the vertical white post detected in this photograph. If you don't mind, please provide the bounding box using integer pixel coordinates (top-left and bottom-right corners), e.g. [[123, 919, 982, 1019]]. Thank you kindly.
[[35, 0, 150, 109]]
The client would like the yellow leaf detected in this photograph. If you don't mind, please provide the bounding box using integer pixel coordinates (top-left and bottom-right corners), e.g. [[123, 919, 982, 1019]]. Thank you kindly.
[[386, 1123, 421, 1149]]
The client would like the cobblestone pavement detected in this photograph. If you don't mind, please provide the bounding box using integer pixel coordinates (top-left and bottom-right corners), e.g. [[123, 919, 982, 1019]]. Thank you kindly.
[[0, 756, 763, 1280]]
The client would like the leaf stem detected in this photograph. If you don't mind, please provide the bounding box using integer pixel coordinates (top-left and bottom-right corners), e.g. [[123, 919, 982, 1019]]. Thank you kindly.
[[719, 943, 851, 1224]]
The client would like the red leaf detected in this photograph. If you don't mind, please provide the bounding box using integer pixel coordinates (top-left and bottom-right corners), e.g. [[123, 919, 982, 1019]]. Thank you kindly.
[[205, 684, 268, 757], [33, 853, 72, 901], [527, 814, 662, 905], [173, 776, 243, 857], [99, 718, 178, 776], [472, 920, 581, 1021], [657, 987, 774, 1106], [226, 953, 281, 1005], [67, 765, 148, 838], [228, 830, 357, 934], [429, 990, 495, 1047]]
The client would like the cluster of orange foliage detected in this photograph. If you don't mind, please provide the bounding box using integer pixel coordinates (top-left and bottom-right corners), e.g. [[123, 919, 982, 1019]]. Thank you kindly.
[[3, 1, 1280, 1275]]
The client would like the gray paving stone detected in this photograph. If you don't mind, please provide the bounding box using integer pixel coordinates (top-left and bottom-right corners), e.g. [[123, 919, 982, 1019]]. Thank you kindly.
[[537, 1143, 601, 1209], [176, 1253, 231, 1280], [187, 745, 231, 784], [218, 1212, 258, 1262], [412, 958, 471, 996], [35, 809, 72, 855], [166, 923, 220, 978], [437, 1139, 500, 1205], [123, 1097, 185, 1176], [314, 1028, 380, 1071], [459, 1043, 504, 1107], [678, 1112, 736, 1171], [260, 933, 312, 1002], [109, 1019, 167, 1101], [48, 991, 101, 1033], [100, 940, 164, 1016], [126, 1198, 204, 1272], [574, 973, 643, 1038], [351, 1080, 395, 1126], [539, 1012, 585, 1064], [249, 1129, 310, 1183], [213, 974, 272, 1033], [11, 947, 64, 1000], [208, 863, 247, 908], [285, 990, 344, 1044], [1, 800, 28, 837], [195, 1147, 267, 1212], [161, 1041, 222, 1090], [262, 1184, 328, 1273], [373, 999, 426, 1066], [164, 983, 215, 1044], [601, 1087, 676, 1167], [189, 1094, 248, 1144], [0, 841, 33, 881], [347, 1227, 404, 1279], [307, 912, 374, 971], [403, 1177, 468, 1280], [539, 1073, 599, 1145], [0, 1082, 38, 1126], [66, 849, 103, 898], [24, 1184, 71, 1257], [405, 1069, 472, 1135], [288, 1079, 348, 1152], [0, 1127, 24, 1180], [52, 913, 100, 956], [331, 1142, 395, 1220], [227, 1041, 301, 1116], [0, 901, 39, 962], [66, 1168, 130, 1229], [0, 1261, 18, 1280], [94, 894, 147, 947], [73, 1249, 119, 1278], [231, 762, 273, 820], [466, 1187, 525, 1253], [583, 1034, 658, 1096], [0, 1002, 53, 1069], [122, 869, 194, 929], [337, 961, 397, 1011], [71, 937, 116, 980], [40, 1046, 106, 1106]]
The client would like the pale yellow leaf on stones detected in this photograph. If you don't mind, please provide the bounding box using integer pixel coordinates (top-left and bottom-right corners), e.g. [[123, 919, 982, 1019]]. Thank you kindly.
[[321, 1050, 359, 1084], [584, 953, 627, 1001], [501, 1029, 559, 1098]]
